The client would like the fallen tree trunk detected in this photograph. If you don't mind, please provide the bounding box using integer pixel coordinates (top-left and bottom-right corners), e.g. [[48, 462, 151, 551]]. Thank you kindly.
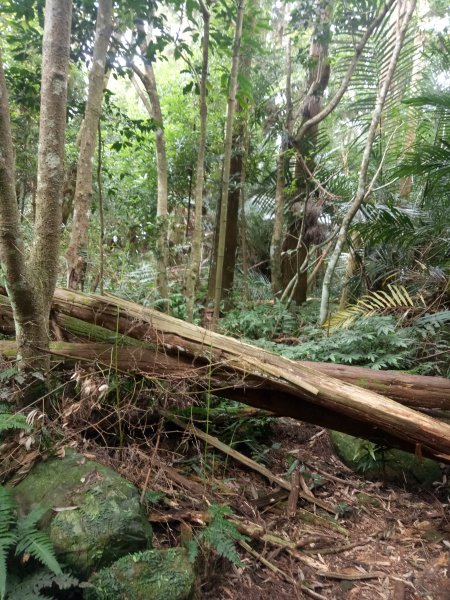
[[300, 361, 450, 409], [0, 289, 450, 461], [0, 294, 448, 409], [1, 338, 447, 459]]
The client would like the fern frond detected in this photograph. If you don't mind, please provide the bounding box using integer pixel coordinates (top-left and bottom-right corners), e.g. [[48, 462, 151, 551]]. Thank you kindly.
[[0, 486, 17, 600], [16, 509, 62, 576], [6, 569, 79, 600], [416, 310, 450, 332], [326, 284, 419, 328], [200, 504, 247, 566], [0, 412, 30, 436], [0, 487, 16, 527], [15, 506, 47, 532]]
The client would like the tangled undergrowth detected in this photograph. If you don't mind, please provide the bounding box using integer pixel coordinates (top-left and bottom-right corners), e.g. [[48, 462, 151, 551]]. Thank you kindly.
[[1, 363, 450, 599]]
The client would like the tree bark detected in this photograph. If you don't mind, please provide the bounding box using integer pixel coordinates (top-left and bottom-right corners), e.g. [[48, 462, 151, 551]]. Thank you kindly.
[[283, 2, 333, 306], [133, 30, 169, 305], [66, 0, 113, 291], [293, 0, 396, 148], [221, 2, 257, 302], [212, 0, 245, 322], [271, 36, 292, 298], [271, 146, 286, 296], [0, 51, 43, 365], [320, 0, 417, 323], [0, 0, 72, 369], [30, 0, 73, 316], [185, 0, 210, 322], [221, 124, 243, 301]]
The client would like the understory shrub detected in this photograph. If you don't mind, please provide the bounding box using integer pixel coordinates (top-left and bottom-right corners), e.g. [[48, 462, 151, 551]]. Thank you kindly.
[[253, 315, 416, 370], [219, 300, 299, 340]]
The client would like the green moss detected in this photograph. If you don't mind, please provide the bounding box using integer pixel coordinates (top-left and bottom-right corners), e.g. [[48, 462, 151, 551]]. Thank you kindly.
[[85, 548, 195, 600], [330, 431, 443, 487], [12, 450, 153, 577]]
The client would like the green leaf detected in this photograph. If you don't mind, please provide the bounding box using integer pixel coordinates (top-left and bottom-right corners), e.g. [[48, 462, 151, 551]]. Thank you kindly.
[[16, 508, 62, 576]]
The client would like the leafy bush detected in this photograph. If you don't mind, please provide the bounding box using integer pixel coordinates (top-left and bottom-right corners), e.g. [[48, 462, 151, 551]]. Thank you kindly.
[[254, 315, 415, 370], [219, 300, 299, 340]]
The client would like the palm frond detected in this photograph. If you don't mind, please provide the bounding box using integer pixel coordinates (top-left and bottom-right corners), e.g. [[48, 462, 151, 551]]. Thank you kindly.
[[354, 203, 416, 247], [326, 283, 420, 328]]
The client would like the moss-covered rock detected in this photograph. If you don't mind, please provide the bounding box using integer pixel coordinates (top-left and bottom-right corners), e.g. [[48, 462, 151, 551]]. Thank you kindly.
[[330, 431, 442, 487], [12, 450, 152, 577], [84, 548, 195, 600]]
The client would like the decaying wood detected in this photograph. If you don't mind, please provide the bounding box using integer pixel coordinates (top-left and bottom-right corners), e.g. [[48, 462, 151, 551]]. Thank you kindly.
[[300, 361, 450, 409], [0, 288, 450, 462], [287, 470, 300, 517]]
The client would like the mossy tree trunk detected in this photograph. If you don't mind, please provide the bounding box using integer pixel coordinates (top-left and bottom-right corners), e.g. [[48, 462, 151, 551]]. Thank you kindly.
[[0, 0, 72, 372]]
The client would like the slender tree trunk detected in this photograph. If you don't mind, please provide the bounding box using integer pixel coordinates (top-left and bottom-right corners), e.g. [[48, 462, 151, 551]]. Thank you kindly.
[[185, 1, 210, 322], [271, 142, 287, 296], [221, 2, 257, 304], [66, 0, 113, 290], [399, 26, 425, 198], [97, 122, 105, 296], [320, 0, 417, 324], [133, 57, 169, 305], [238, 121, 250, 303], [0, 0, 72, 369], [271, 37, 293, 297], [221, 124, 243, 301], [0, 52, 44, 365], [212, 0, 245, 323], [338, 231, 362, 309]]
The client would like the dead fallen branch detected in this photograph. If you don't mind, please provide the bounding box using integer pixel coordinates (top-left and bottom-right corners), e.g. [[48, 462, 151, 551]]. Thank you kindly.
[[162, 410, 336, 514]]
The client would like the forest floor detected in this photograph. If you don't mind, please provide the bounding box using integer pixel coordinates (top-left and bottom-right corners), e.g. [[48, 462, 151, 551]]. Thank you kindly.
[[58, 398, 450, 600]]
